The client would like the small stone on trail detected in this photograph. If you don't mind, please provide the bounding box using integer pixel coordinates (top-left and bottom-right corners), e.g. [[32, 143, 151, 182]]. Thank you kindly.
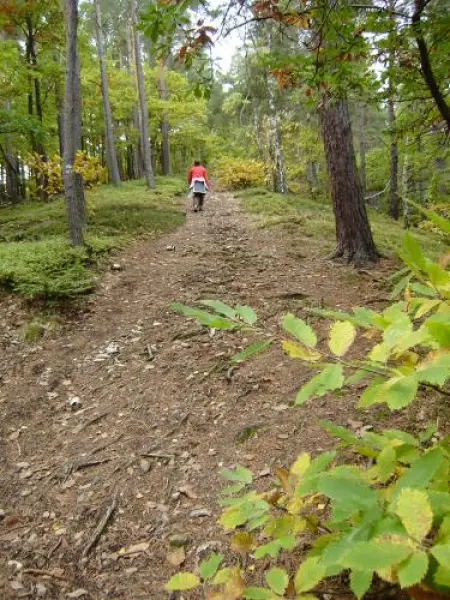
[[36, 583, 48, 597], [111, 263, 122, 271], [169, 534, 190, 548], [166, 245, 175, 252], [0, 508, 5, 520], [178, 485, 198, 499], [70, 396, 82, 410], [139, 459, 151, 473], [347, 419, 363, 430], [190, 508, 212, 518]]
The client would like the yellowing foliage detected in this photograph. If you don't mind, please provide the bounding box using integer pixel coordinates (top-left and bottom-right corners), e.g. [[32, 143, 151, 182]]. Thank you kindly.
[[213, 156, 265, 190], [27, 153, 107, 198]]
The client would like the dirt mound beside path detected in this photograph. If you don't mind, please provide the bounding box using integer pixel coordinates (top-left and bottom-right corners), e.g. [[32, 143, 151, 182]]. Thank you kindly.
[[1, 193, 402, 599]]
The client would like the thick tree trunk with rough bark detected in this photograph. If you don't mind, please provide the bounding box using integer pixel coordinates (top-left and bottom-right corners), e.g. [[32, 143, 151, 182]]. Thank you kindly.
[[94, 0, 121, 186], [157, 58, 172, 175], [358, 104, 367, 198], [320, 96, 379, 265], [267, 34, 287, 193], [63, 0, 85, 247], [131, 0, 155, 189]]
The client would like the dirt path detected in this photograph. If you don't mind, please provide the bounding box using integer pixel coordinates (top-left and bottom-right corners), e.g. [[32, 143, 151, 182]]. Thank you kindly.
[[0, 193, 409, 599]]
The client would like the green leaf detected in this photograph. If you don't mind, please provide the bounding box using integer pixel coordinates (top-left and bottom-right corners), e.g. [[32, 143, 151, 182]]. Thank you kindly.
[[254, 535, 296, 559], [392, 447, 444, 499], [166, 572, 200, 590], [418, 353, 450, 386], [232, 340, 271, 364], [426, 314, 450, 347], [390, 273, 412, 299], [317, 473, 378, 513], [328, 321, 356, 357], [377, 445, 397, 483], [265, 567, 289, 595], [199, 553, 223, 580], [397, 551, 429, 588], [372, 375, 419, 410], [243, 588, 273, 600], [431, 544, 450, 569], [236, 305, 258, 325], [295, 557, 325, 593], [171, 302, 236, 329], [200, 299, 237, 319], [395, 489, 433, 540], [282, 340, 321, 362], [220, 465, 253, 484], [319, 420, 360, 445], [400, 232, 427, 272], [295, 364, 344, 405], [350, 570, 373, 599], [212, 568, 232, 585], [341, 541, 411, 571], [283, 313, 317, 347]]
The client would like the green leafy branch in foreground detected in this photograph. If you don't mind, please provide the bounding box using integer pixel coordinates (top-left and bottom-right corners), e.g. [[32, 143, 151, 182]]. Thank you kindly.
[[167, 423, 450, 599], [168, 217, 450, 598]]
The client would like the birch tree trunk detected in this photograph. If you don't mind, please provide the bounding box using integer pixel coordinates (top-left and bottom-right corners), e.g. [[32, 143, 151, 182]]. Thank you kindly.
[[126, 27, 144, 179], [157, 57, 172, 175], [267, 33, 287, 193], [94, 0, 121, 185], [131, 0, 155, 189], [320, 96, 379, 265], [63, 0, 85, 247]]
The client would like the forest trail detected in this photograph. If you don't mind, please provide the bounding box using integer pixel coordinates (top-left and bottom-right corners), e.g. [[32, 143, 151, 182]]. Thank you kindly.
[[1, 193, 395, 599]]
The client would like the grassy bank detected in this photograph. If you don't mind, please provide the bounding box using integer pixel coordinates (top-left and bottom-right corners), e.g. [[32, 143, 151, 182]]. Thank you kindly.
[[237, 187, 444, 259], [0, 178, 185, 298]]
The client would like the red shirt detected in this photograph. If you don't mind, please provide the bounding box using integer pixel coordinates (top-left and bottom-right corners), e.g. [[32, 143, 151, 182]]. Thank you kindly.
[[188, 165, 210, 187]]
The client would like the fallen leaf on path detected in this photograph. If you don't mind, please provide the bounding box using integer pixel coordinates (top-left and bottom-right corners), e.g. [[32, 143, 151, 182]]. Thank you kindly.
[[178, 485, 198, 499], [117, 541, 150, 557], [67, 589, 89, 599], [167, 547, 186, 566]]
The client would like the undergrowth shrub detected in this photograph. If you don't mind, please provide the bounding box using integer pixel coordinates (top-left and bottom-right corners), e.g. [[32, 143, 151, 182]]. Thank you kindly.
[[27, 152, 107, 198], [0, 239, 94, 297], [214, 156, 266, 190], [167, 210, 450, 599]]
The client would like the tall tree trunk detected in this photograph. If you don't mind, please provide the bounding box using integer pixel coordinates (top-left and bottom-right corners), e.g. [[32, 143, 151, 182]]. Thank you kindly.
[[358, 103, 367, 198], [157, 58, 172, 175], [267, 33, 287, 193], [126, 26, 144, 179], [306, 161, 318, 194], [402, 138, 411, 229], [387, 95, 399, 219], [63, 0, 85, 247], [320, 96, 379, 265], [94, 0, 121, 185], [130, 0, 155, 188], [252, 102, 263, 160]]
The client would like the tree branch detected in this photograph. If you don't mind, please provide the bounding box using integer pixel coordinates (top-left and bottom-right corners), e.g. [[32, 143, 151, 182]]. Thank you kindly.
[[412, 0, 450, 131]]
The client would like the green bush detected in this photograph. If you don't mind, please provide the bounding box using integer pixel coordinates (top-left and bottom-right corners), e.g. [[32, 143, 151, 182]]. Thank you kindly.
[[0, 239, 94, 297], [0, 178, 185, 298], [168, 211, 450, 598]]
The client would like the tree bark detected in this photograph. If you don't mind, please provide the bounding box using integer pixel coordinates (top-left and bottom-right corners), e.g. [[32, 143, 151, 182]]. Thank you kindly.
[[130, 0, 155, 188], [358, 103, 367, 199], [387, 95, 400, 219], [320, 96, 379, 265], [157, 58, 172, 175], [94, 0, 121, 185], [402, 137, 411, 229], [267, 33, 287, 193], [126, 26, 144, 179], [63, 0, 85, 247]]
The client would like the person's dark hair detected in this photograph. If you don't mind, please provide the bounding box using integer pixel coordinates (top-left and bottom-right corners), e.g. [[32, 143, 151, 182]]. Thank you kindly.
[[194, 160, 201, 166]]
